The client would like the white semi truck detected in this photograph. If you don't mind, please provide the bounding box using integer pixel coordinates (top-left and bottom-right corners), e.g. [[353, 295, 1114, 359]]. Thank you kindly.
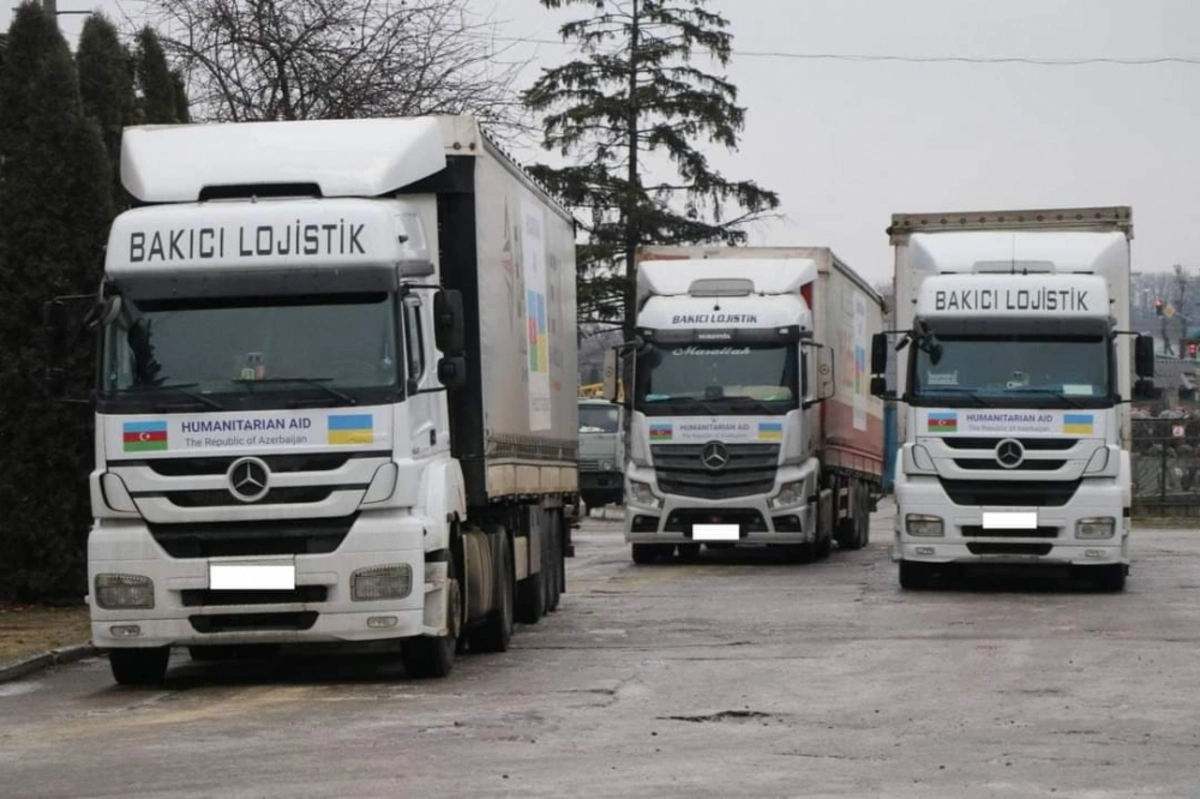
[[874, 207, 1155, 591], [46, 116, 579, 684], [608, 247, 885, 563]]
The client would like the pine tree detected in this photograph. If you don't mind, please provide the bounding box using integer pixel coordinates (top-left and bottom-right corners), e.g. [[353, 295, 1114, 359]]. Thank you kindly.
[[170, 69, 191, 123], [136, 26, 178, 124], [77, 13, 134, 208], [524, 0, 779, 336], [0, 2, 114, 599]]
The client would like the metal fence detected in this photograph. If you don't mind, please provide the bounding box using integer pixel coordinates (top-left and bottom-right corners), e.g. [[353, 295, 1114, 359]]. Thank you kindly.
[[1132, 416, 1200, 513]]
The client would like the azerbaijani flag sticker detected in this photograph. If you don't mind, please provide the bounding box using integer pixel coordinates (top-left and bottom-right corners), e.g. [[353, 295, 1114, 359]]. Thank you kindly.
[[123, 420, 168, 453], [328, 413, 374, 445], [927, 412, 958, 434], [649, 423, 673, 442]]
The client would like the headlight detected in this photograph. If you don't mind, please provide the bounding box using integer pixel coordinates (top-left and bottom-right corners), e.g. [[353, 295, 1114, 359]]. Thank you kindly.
[[94, 574, 154, 609], [1076, 517, 1116, 539], [769, 480, 806, 509], [601, 460, 614, 472], [629, 480, 661, 508], [351, 564, 413, 601], [905, 514, 944, 537]]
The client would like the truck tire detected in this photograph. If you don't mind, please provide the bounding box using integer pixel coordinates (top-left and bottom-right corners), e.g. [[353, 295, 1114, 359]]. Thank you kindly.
[[836, 481, 869, 551], [547, 516, 564, 613], [515, 542, 546, 625], [898, 560, 934, 590], [1091, 564, 1127, 593], [468, 532, 514, 653], [402, 555, 461, 679], [109, 646, 170, 686]]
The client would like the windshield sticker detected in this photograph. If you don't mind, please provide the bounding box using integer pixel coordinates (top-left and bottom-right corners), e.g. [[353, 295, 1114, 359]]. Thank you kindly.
[[927, 371, 959, 387], [757, 422, 783, 441], [927, 412, 958, 433], [1062, 384, 1094, 397], [123, 420, 168, 453], [1063, 414, 1095, 435], [328, 413, 374, 445], [649, 423, 674, 442], [107, 408, 389, 456]]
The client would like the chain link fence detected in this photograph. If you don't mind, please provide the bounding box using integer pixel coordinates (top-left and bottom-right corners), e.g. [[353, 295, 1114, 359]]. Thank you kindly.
[[1132, 415, 1200, 514]]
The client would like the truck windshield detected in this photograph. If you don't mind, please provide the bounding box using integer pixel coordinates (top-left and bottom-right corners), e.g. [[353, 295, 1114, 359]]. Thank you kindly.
[[580, 405, 620, 433], [911, 334, 1112, 408], [635, 343, 798, 416], [100, 292, 399, 411]]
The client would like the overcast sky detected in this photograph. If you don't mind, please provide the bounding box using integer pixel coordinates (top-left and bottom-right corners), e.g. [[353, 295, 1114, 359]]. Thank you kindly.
[[6, 0, 1197, 285]]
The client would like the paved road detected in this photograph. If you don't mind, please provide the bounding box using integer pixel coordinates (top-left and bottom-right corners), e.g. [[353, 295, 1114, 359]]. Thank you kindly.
[[4, 505, 1200, 798]]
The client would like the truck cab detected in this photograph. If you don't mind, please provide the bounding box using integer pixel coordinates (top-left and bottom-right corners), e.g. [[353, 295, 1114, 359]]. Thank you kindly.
[[876, 209, 1155, 590], [578, 399, 624, 511]]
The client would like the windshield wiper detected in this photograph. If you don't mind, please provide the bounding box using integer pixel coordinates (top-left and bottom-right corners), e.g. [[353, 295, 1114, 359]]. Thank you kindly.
[[234, 377, 356, 406], [119, 382, 223, 410], [919, 388, 991, 407], [1006, 388, 1086, 409]]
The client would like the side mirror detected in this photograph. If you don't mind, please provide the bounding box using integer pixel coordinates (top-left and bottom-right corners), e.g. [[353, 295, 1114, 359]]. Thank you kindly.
[[1135, 334, 1155, 378], [870, 333, 888, 375], [1133, 378, 1160, 401], [602, 349, 619, 403], [433, 290, 466, 357], [437, 356, 467, 391], [871, 376, 888, 398]]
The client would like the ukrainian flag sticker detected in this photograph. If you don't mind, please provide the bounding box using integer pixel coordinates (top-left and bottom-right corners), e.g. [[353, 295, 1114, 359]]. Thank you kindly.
[[328, 413, 374, 445], [1063, 414, 1095, 435]]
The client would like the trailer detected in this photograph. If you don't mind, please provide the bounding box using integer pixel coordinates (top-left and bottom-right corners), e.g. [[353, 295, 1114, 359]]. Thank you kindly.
[[609, 245, 885, 562], [47, 116, 578, 684]]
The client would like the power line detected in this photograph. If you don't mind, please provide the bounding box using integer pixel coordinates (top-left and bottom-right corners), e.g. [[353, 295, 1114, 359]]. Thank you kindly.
[[487, 34, 1200, 67]]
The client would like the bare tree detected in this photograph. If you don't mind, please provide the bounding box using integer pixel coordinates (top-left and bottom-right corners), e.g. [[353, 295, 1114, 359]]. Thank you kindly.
[[144, 0, 527, 131]]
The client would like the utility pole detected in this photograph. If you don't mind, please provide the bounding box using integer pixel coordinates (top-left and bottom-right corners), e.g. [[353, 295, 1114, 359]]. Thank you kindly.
[[1176, 265, 1189, 360]]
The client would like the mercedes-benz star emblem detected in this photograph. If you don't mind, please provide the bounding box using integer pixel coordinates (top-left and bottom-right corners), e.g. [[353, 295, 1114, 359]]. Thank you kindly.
[[701, 441, 730, 471], [995, 439, 1025, 470], [227, 457, 271, 503]]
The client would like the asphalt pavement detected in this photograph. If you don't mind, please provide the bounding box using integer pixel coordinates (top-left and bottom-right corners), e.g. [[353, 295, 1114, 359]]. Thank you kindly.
[[3, 503, 1200, 798]]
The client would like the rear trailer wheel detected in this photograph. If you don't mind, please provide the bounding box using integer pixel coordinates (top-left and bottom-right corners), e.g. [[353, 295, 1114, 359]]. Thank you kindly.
[[898, 560, 934, 590], [109, 646, 170, 686], [468, 532, 514, 653], [547, 519, 564, 613], [836, 481, 869, 551], [515, 553, 546, 625], [402, 555, 461, 679]]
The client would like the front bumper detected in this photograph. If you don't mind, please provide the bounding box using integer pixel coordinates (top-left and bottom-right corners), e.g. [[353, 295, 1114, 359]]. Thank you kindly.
[[623, 460, 819, 546], [88, 510, 433, 649], [893, 474, 1129, 566]]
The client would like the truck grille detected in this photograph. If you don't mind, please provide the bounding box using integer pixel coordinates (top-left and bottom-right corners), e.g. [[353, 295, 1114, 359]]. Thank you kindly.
[[190, 612, 318, 633], [966, 542, 1054, 556], [941, 438, 1076, 452], [148, 516, 356, 558], [953, 459, 1067, 472], [578, 459, 601, 473], [652, 444, 779, 500], [938, 479, 1080, 508], [139, 453, 356, 477], [157, 486, 345, 508]]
